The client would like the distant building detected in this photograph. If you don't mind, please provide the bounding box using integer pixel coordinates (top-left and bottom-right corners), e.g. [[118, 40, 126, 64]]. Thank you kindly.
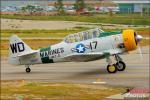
[[112, 0, 150, 13]]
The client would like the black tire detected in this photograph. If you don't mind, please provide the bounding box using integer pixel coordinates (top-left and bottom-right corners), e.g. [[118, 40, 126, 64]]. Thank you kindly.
[[26, 68, 31, 73], [116, 61, 126, 71], [107, 64, 117, 73]]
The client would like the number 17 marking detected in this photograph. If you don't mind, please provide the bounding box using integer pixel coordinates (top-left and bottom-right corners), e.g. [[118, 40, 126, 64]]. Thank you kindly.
[[90, 41, 97, 50]]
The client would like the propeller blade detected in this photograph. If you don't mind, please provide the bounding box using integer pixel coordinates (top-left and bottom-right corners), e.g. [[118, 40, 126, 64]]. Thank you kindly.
[[138, 46, 143, 60], [142, 37, 150, 40]]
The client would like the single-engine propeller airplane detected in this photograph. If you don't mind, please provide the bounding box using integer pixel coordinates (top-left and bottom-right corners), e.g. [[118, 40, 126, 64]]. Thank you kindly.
[[8, 28, 143, 73]]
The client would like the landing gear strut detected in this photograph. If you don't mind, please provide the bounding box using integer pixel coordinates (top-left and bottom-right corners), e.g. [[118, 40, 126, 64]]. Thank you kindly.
[[114, 54, 126, 71], [116, 61, 126, 71], [106, 54, 126, 73], [25, 65, 31, 73]]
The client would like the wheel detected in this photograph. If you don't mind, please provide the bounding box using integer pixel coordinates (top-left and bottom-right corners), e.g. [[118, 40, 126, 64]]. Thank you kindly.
[[107, 64, 117, 73], [116, 61, 126, 71], [26, 68, 31, 73]]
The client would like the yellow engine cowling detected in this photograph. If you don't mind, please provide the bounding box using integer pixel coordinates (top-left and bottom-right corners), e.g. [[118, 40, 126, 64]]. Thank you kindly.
[[122, 29, 137, 51]]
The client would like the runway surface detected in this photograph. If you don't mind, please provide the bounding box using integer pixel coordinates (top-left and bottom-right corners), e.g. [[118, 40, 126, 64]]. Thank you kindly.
[[1, 46, 149, 88]]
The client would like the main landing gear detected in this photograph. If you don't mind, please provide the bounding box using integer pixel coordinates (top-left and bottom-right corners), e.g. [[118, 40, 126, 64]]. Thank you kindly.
[[106, 54, 126, 73], [25, 65, 31, 73]]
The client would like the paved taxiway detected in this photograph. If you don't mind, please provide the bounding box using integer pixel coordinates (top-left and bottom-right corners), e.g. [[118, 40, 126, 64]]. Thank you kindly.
[[1, 46, 149, 88], [1, 19, 149, 30]]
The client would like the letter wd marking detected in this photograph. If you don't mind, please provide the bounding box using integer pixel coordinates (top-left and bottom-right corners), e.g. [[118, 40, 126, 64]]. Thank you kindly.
[[10, 42, 25, 53]]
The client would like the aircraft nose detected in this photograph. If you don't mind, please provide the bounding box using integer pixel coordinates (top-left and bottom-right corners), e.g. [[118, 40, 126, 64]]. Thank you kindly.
[[136, 35, 143, 43]]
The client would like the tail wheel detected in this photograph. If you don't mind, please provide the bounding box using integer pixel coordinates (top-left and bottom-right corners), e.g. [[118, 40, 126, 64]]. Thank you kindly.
[[107, 64, 117, 73], [26, 68, 31, 73], [116, 61, 126, 71]]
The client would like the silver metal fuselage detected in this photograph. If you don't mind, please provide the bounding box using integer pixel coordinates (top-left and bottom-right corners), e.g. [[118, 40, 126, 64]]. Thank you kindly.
[[19, 34, 125, 65]]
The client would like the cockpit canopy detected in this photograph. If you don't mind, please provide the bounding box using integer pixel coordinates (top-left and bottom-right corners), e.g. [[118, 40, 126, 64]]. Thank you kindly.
[[64, 28, 104, 43]]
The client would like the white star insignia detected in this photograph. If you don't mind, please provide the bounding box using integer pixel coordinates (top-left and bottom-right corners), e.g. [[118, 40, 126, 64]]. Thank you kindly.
[[77, 45, 84, 53]]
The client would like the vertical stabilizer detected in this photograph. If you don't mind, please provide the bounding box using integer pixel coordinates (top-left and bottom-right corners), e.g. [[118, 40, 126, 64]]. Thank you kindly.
[[8, 35, 32, 65]]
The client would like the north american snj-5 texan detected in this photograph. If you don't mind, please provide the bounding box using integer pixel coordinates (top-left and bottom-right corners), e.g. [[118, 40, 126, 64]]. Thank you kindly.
[[8, 28, 143, 73]]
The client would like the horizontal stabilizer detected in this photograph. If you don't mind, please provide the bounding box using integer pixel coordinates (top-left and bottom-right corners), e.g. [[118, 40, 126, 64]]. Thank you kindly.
[[18, 50, 38, 57]]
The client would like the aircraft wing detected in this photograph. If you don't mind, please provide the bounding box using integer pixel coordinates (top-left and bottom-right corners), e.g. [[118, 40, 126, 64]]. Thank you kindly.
[[17, 50, 38, 57], [103, 49, 124, 55], [64, 52, 104, 62], [64, 49, 123, 62]]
